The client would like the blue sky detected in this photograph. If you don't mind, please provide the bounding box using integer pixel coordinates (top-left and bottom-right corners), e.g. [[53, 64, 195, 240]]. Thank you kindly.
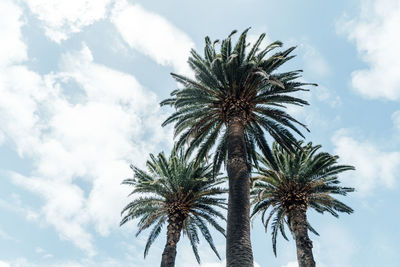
[[1, 0, 399, 266]]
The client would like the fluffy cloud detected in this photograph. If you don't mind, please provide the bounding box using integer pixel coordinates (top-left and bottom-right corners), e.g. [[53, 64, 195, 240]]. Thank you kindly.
[[22, 0, 113, 42], [0, 0, 189, 256], [332, 129, 400, 195], [12, 172, 96, 254], [111, 0, 195, 76], [0, 0, 27, 67], [0, 0, 39, 151], [338, 0, 400, 100], [21, 0, 196, 74], [1, 38, 172, 254]]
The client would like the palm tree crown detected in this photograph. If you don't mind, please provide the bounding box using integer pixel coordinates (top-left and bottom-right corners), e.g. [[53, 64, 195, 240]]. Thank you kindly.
[[121, 147, 226, 264], [251, 141, 355, 256], [161, 28, 315, 173]]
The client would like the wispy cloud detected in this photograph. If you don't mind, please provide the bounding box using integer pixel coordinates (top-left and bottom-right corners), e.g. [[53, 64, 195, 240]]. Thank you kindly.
[[337, 0, 400, 100], [21, 0, 113, 43], [111, 0, 195, 76], [0, 226, 17, 242], [0, 0, 190, 256], [0, 0, 27, 67], [332, 129, 400, 196], [1, 32, 172, 254]]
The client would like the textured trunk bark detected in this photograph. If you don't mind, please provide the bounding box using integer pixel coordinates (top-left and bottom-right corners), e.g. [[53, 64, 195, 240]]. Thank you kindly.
[[226, 117, 254, 267], [160, 219, 183, 267], [289, 207, 316, 267]]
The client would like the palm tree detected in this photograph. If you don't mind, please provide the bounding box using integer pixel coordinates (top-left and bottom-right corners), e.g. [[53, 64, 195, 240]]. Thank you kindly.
[[251, 141, 355, 267], [120, 147, 226, 267], [161, 28, 314, 266]]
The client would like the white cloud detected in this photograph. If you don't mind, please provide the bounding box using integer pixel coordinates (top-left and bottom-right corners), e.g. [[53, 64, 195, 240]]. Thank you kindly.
[[12, 173, 96, 255], [111, 0, 195, 76], [338, 0, 400, 100], [332, 129, 400, 195], [0, 42, 172, 254], [0, 1, 41, 152], [0, 0, 171, 255], [0, 0, 27, 67], [0, 65, 51, 156], [0, 261, 10, 267], [22, 0, 113, 42]]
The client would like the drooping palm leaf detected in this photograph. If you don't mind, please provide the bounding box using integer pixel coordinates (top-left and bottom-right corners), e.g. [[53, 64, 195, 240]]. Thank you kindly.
[[251, 141, 354, 256], [121, 146, 227, 263]]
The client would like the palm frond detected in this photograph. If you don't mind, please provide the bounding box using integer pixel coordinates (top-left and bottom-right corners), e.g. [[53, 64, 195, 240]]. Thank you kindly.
[[251, 141, 355, 254], [121, 146, 226, 263]]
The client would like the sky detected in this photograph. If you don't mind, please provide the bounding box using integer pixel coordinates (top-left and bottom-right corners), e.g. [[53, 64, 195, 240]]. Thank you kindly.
[[0, 0, 399, 266]]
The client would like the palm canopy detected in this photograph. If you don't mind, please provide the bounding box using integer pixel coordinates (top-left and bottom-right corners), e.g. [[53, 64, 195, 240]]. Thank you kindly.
[[161, 28, 315, 173], [251, 141, 355, 255], [120, 147, 226, 264]]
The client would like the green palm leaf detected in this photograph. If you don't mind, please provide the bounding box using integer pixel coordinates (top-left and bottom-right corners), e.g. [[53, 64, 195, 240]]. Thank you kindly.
[[121, 146, 226, 264], [251, 141, 355, 256]]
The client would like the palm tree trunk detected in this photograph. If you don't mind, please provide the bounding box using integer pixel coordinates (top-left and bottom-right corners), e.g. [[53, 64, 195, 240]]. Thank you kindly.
[[226, 117, 254, 267], [160, 219, 183, 267], [289, 207, 315, 267]]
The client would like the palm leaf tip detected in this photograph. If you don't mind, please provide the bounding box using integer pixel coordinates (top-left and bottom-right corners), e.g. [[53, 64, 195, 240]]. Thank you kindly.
[[228, 29, 238, 37]]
